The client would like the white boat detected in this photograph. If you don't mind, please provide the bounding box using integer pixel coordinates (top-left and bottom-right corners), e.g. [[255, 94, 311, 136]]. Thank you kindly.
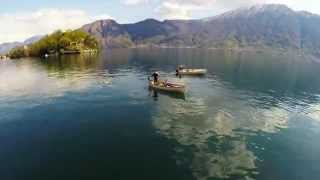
[[177, 69, 207, 75]]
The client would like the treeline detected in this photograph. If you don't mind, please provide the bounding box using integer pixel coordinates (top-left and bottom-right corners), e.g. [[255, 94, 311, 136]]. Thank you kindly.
[[9, 30, 99, 58]]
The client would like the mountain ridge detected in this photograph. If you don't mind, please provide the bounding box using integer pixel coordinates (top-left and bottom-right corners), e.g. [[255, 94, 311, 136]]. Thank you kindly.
[[81, 4, 320, 55]]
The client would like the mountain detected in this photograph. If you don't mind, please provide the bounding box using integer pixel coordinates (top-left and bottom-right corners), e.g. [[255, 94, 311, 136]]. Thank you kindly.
[[0, 42, 21, 54], [23, 35, 43, 45], [82, 19, 134, 48], [81, 4, 320, 55], [0, 35, 43, 54]]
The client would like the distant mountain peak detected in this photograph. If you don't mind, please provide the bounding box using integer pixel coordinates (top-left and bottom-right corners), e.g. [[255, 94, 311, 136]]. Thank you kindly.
[[141, 18, 161, 23], [0, 35, 42, 54], [204, 4, 294, 21], [131, 18, 163, 26], [249, 4, 290, 10], [245, 4, 293, 14], [83, 19, 118, 28], [97, 19, 118, 25], [298, 10, 317, 17]]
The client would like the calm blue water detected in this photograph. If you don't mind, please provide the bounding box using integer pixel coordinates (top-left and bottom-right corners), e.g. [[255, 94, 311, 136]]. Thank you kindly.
[[0, 49, 320, 180]]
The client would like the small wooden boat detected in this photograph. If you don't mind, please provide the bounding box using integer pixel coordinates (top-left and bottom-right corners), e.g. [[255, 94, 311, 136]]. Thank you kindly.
[[177, 69, 207, 75], [149, 80, 185, 94]]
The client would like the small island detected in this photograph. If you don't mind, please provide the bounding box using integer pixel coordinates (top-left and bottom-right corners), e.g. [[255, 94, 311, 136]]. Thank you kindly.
[[9, 30, 99, 59]]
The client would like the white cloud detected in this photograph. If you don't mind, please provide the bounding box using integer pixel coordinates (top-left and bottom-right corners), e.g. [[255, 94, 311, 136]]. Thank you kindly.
[[126, 0, 320, 20], [0, 9, 112, 43], [155, 0, 260, 19], [123, 0, 149, 5], [93, 14, 114, 21], [156, 2, 196, 19]]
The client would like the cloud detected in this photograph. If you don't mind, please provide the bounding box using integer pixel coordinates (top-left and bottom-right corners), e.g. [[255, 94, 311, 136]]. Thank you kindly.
[[156, 0, 262, 19], [0, 9, 112, 43], [93, 14, 114, 21], [128, 0, 319, 20], [123, 0, 149, 5], [156, 1, 197, 19]]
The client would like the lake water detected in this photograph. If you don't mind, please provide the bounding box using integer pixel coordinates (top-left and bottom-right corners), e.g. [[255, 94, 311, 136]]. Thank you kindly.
[[1, 49, 320, 180]]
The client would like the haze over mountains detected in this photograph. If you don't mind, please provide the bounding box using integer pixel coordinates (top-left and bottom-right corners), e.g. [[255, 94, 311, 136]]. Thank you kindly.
[[0, 35, 42, 54], [2, 4, 320, 55]]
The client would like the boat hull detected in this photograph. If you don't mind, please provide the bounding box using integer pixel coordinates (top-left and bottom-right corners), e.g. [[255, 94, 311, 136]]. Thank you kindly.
[[149, 81, 185, 94]]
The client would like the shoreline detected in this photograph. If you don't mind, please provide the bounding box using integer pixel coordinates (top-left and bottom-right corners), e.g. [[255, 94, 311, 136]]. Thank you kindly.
[[6, 46, 319, 63]]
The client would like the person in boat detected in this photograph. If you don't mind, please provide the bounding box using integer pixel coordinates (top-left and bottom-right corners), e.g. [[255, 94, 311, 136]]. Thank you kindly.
[[151, 72, 160, 84], [176, 65, 183, 76]]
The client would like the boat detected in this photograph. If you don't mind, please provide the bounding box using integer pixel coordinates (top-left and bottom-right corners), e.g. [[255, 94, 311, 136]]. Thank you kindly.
[[177, 69, 207, 75], [149, 80, 185, 94]]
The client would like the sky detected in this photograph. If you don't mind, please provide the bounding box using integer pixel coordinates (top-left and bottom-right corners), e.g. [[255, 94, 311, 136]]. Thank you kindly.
[[1, 0, 320, 43]]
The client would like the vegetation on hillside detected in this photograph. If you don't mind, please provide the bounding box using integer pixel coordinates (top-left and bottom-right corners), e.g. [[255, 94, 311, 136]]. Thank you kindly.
[[9, 30, 99, 58]]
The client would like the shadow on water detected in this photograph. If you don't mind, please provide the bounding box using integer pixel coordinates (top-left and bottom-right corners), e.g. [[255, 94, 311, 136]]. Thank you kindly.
[[149, 88, 186, 101]]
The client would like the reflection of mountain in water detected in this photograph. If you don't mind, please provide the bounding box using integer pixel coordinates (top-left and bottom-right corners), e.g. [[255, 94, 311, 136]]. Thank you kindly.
[[152, 80, 290, 179]]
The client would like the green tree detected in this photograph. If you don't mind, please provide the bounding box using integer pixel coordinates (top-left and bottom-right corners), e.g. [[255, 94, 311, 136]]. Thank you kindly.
[[84, 36, 98, 49], [9, 47, 26, 59], [9, 29, 99, 58], [59, 36, 72, 49]]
